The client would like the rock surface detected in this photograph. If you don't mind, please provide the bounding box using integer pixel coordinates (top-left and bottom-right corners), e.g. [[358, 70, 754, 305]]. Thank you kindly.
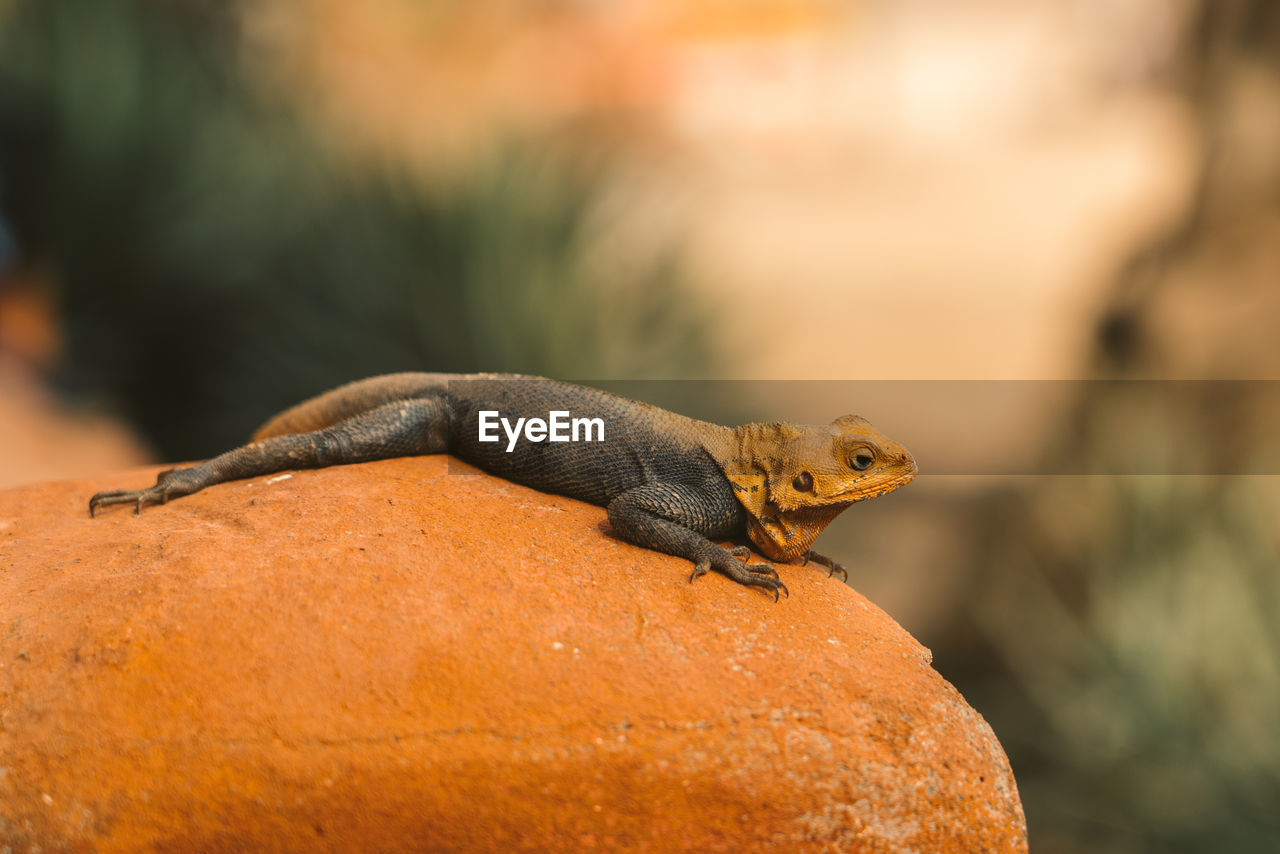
[[0, 457, 1027, 852]]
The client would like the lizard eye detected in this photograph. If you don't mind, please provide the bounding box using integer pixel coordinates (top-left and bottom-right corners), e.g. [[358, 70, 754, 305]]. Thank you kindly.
[[849, 451, 875, 471], [792, 471, 814, 492]]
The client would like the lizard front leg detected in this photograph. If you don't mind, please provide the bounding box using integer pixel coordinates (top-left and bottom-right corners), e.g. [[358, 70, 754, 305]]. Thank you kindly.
[[89, 397, 451, 516], [606, 483, 788, 600]]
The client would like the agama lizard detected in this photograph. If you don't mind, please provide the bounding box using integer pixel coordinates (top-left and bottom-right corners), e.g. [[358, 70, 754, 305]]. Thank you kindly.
[[89, 374, 917, 599]]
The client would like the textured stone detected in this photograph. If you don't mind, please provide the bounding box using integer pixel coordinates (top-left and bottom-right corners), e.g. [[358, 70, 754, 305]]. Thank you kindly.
[[0, 457, 1026, 852]]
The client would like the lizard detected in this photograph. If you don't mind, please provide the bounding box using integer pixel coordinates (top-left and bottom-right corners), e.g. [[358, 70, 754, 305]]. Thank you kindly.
[[88, 373, 917, 599]]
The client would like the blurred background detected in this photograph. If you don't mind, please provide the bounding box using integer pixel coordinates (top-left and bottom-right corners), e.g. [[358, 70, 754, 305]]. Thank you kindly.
[[2, 0, 1278, 850]]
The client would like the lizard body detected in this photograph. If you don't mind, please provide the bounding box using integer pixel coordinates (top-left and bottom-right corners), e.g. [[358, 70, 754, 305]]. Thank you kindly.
[[89, 374, 917, 599]]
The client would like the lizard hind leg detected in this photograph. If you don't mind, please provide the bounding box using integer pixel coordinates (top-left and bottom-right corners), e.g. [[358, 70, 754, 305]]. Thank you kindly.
[[89, 396, 452, 517]]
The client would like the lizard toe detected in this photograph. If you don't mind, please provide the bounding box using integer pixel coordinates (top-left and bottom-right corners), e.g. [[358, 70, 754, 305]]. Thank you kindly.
[[721, 550, 778, 578], [805, 551, 849, 583], [89, 489, 151, 517], [711, 552, 787, 601], [689, 559, 712, 584], [744, 574, 788, 602], [726, 546, 779, 579]]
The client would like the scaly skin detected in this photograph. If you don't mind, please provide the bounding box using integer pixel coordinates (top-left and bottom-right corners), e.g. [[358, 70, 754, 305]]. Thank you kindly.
[[89, 374, 917, 599]]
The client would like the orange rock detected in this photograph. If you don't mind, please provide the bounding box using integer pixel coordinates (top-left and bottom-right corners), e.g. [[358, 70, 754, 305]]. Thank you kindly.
[[0, 457, 1026, 852]]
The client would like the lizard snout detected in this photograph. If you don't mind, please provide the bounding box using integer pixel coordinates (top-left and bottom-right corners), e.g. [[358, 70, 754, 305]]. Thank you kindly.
[[897, 450, 918, 477]]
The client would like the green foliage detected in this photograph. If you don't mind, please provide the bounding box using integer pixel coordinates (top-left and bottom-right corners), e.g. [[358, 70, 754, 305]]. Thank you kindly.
[[937, 4, 1280, 849], [0, 0, 710, 458], [966, 472, 1280, 853]]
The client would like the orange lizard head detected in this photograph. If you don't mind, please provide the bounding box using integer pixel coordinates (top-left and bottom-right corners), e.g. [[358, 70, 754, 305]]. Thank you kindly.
[[713, 415, 917, 563]]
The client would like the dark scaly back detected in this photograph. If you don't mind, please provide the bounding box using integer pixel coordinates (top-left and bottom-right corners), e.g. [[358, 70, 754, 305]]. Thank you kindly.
[[249, 372, 738, 516], [443, 376, 734, 507]]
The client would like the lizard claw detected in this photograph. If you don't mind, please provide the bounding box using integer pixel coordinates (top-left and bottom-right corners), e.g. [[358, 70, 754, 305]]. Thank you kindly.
[[89, 487, 161, 517], [804, 551, 848, 583], [755, 578, 789, 602], [690, 546, 787, 601], [742, 573, 787, 602], [89, 467, 198, 517], [89, 489, 136, 517]]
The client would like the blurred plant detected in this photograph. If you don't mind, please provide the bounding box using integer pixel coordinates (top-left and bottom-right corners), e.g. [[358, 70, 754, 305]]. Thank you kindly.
[[958, 473, 1280, 853], [0, 0, 709, 459], [937, 3, 1280, 852]]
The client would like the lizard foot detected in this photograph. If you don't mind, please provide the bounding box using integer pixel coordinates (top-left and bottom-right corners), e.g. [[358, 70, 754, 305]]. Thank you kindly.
[[803, 550, 848, 583], [690, 548, 788, 601], [726, 545, 781, 578], [89, 467, 199, 517]]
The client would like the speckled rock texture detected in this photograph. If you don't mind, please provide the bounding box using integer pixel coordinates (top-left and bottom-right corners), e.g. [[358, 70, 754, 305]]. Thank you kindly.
[[0, 457, 1027, 852]]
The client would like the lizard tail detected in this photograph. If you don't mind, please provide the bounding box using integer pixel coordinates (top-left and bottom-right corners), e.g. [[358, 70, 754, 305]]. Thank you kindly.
[[251, 372, 452, 440]]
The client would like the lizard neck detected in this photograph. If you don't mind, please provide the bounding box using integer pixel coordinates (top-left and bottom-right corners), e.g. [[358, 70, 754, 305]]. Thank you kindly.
[[701, 423, 846, 563]]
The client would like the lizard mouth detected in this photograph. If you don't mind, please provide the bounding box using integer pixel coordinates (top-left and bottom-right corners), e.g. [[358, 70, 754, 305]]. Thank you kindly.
[[823, 454, 917, 504], [747, 467, 914, 561]]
